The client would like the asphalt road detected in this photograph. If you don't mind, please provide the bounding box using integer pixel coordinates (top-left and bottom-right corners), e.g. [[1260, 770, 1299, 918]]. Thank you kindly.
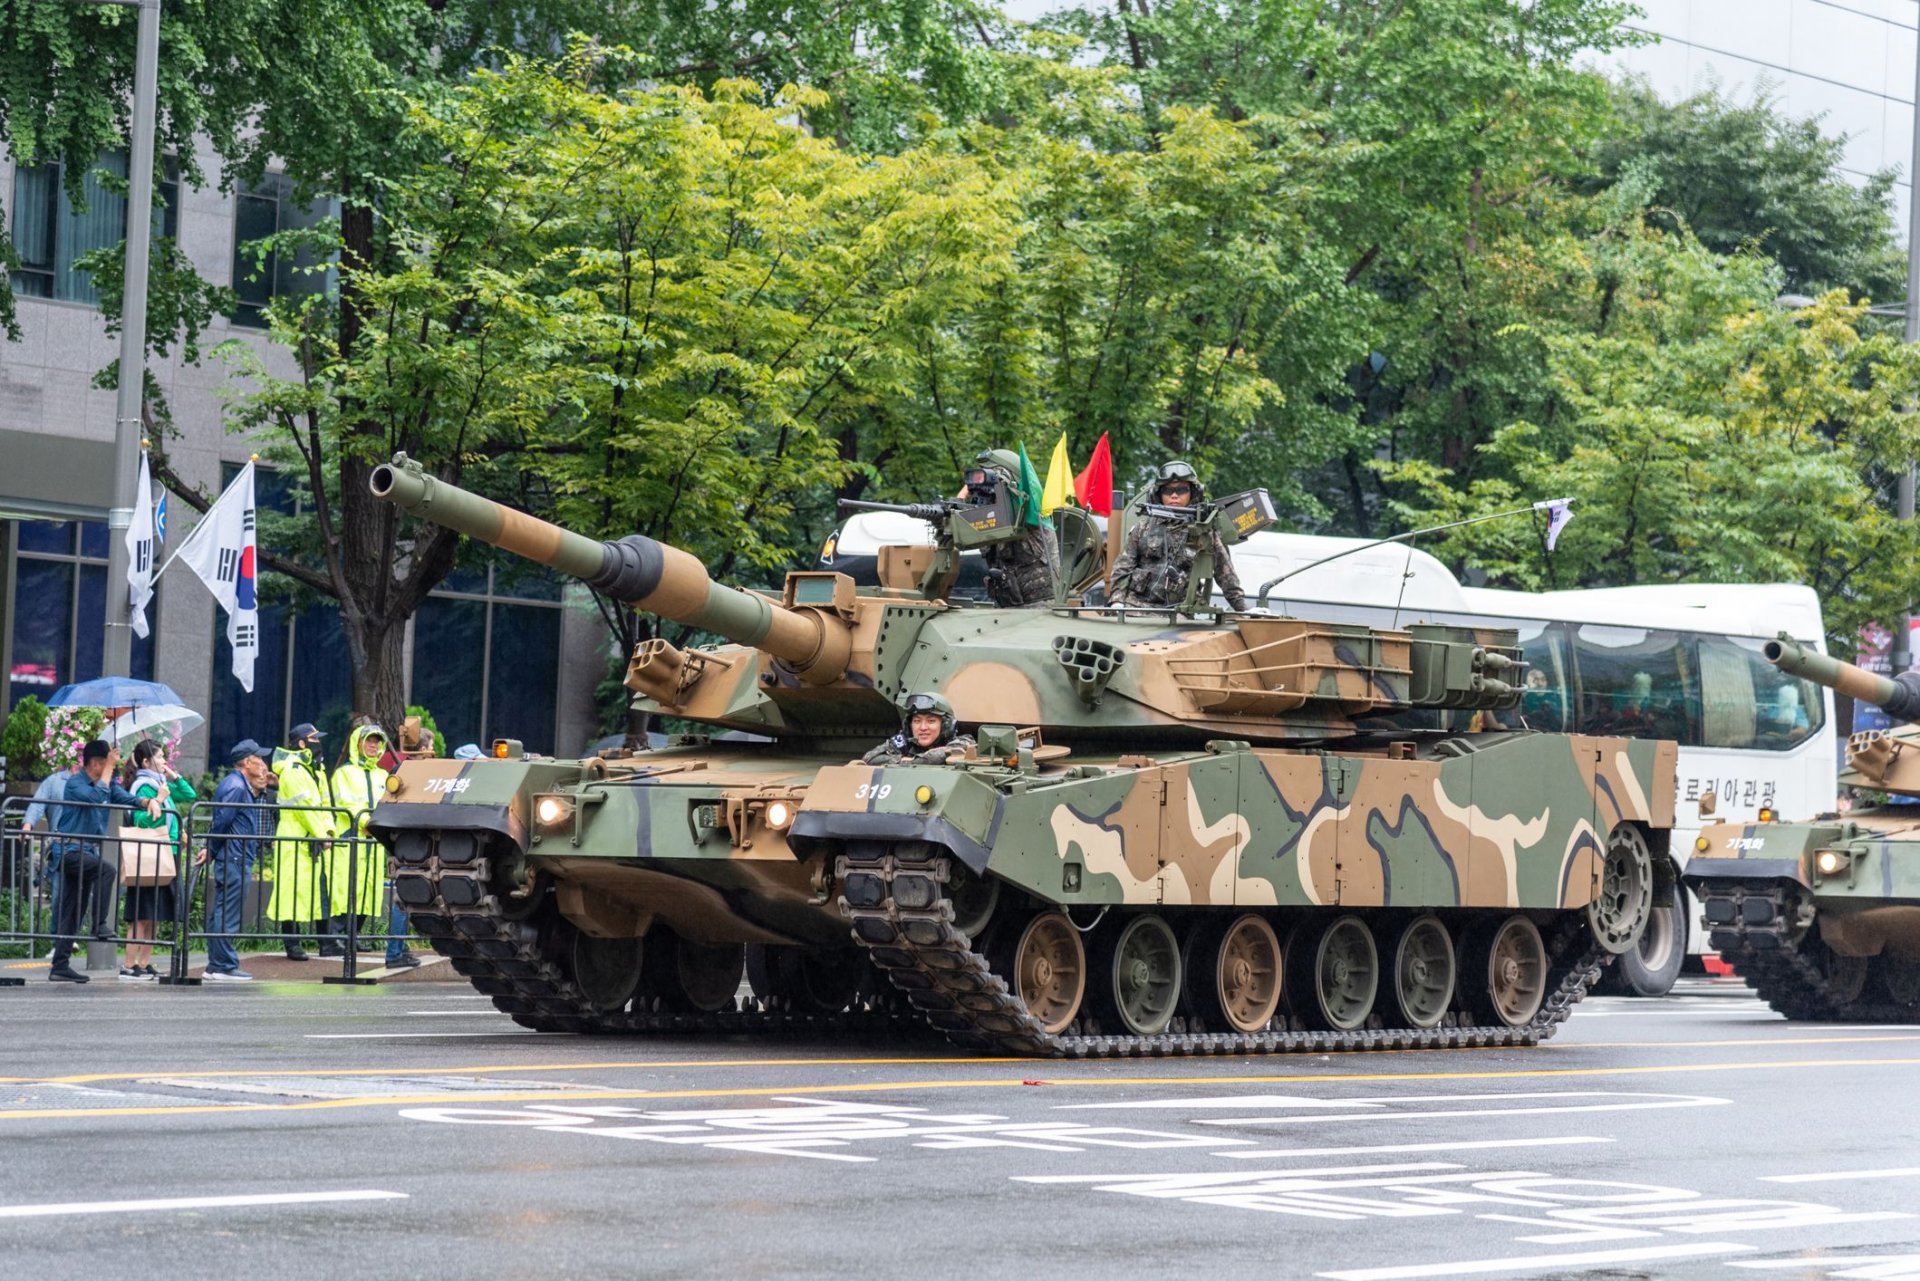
[[4, 975, 1918, 1280]]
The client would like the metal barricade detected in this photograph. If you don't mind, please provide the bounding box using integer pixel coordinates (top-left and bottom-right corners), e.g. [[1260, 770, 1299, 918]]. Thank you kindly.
[[177, 798, 405, 985], [0, 793, 189, 982]]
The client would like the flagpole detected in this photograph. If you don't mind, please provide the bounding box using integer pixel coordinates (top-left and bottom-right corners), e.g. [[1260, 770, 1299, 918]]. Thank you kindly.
[[1254, 499, 1573, 608], [102, 0, 164, 678]]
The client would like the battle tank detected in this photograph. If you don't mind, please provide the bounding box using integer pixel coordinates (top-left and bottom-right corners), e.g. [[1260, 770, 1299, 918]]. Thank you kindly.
[[1686, 635, 1920, 1020], [365, 454, 1672, 1057]]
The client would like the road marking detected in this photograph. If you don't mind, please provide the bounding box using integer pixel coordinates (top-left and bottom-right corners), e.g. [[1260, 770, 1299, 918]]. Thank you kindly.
[[11, 1055, 1024, 1086], [1316, 1241, 1754, 1279], [307, 1032, 539, 1040], [1760, 1168, 1920, 1184], [1730, 1256, 1920, 1274], [7, 1056, 1920, 1121], [1220, 1136, 1614, 1160], [1188, 1090, 1725, 1126], [0, 1190, 408, 1219]]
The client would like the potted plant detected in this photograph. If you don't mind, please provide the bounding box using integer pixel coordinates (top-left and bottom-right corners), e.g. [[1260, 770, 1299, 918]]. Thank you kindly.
[[2, 696, 48, 795]]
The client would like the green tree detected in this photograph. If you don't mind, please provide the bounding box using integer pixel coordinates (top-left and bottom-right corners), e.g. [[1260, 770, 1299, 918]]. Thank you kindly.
[[1381, 202, 1920, 650], [1590, 81, 1905, 302], [218, 55, 1020, 724]]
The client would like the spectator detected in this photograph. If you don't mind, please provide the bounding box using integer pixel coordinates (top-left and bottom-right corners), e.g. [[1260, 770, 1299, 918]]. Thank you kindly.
[[23, 758, 82, 955], [46, 740, 161, 984], [267, 722, 342, 960], [200, 740, 272, 982], [121, 740, 195, 981], [331, 724, 419, 969]]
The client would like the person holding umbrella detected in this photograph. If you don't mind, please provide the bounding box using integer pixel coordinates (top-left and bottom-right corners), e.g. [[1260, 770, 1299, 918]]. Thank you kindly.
[[46, 740, 162, 984], [120, 739, 195, 980]]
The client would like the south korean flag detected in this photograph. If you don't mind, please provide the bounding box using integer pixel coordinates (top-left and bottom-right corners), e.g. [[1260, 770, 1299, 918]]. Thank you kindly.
[[169, 461, 259, 691]]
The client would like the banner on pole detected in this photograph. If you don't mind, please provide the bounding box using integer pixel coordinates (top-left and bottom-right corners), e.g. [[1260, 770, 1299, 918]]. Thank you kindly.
[[126, 451, 156, 640]]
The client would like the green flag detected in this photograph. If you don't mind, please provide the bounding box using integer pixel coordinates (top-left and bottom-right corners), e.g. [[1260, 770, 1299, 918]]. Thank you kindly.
[[1015, 441, 1045, 527]]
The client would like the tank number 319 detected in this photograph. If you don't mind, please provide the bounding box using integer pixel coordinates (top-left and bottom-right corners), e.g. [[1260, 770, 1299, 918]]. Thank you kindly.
[[855, 782, 892, 800], [423, 778, 472, 794]]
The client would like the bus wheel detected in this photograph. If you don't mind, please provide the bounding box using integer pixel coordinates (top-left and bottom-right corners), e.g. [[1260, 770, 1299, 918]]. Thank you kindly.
[[1612, 881, 1687, 998]]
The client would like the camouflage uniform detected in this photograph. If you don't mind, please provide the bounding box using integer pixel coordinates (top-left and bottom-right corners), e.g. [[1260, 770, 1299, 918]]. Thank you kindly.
[[981, 525, 1059, 608], [1111, 514, 1248, 611], [861, 733, 976, 766]]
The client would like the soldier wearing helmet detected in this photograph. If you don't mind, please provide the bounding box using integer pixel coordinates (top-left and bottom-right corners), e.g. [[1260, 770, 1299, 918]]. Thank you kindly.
[[1110, 460, 1249, 612], [961, 449, 1059, 608], [861, 692, 975, 765]]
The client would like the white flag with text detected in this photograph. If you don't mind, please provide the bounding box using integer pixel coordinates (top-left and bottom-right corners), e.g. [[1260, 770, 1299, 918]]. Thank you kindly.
[[168, 462, 259, 692], [125, 451, 155, 639]]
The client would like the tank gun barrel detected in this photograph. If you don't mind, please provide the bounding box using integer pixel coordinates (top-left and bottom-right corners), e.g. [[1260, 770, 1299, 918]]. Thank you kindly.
[[1765, 633, 1920, 721], [370, 454, 847, 676]]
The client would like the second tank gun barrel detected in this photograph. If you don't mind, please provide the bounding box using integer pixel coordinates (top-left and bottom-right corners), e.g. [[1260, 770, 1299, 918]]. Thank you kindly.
[[370, 455, 848, 677], [1765, 632, 1920, 722], [836, 498, 955, 524]]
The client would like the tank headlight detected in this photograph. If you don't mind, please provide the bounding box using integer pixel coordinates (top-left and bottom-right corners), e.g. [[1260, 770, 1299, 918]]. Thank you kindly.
[[764, 800, 794, 830], [385, 775, 402, 795], [1758, 807, 1775, 823], [1814, 849, 1848, 877], [915, 785, 934, 806], [1694, 836, 1709, 853], [535, 795, 575, 828]]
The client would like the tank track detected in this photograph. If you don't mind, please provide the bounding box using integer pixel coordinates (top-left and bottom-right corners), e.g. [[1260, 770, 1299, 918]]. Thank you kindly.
[[836, 842, 1609, 1059], [394, 842, 910, 1038], [1700, 881, 1920, 1023]]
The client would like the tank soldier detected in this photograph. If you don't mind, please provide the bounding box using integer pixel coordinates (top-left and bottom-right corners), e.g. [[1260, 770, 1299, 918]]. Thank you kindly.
[[861, 692, 974, 765], [1111, 460, 1249, 612], [965, 449, 1059, 608]]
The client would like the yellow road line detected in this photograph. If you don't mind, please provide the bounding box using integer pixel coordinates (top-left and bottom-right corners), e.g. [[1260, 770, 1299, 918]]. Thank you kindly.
[[10, 1032, 1917, 1088], [4, 1055, 1919, 1122], [0, 1055, 1023, 1087]]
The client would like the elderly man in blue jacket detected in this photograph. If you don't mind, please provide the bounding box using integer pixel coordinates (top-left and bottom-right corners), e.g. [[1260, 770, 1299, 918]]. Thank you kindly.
[[196, 739, 273, 982], [47, 740, 162, 984]]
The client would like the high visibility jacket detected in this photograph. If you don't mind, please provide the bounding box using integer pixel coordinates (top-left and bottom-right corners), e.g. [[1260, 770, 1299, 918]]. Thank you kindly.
[[328, 725, 392, 917], [266, 746, 340, 922]]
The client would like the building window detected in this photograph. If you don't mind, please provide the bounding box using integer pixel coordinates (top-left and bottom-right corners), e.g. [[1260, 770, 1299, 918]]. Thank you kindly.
[[230, 174, 334, 329], [413, 559, 563, 754], [6, 519, 156, 711], [9, 152, 180, 306]]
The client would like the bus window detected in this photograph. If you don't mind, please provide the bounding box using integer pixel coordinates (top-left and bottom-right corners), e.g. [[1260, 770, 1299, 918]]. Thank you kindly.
[[1572, 625, 1699, 744], [1513, 620, 1570, 731], [1696, 635, 1824, 750]]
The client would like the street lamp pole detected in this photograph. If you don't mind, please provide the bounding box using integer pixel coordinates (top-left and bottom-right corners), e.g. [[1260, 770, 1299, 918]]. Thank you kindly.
[[101, 0, 162, 678], [1896, 21, 1920, 678]]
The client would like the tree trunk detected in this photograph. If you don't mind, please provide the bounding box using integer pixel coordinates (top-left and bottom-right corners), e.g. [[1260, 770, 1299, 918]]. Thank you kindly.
[[348, 613, 409, 736]]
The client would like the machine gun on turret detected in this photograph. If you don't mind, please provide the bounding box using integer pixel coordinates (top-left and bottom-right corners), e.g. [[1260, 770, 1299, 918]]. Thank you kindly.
[[1119, 488, 1279, 614], [836, 478, 1024, 600]]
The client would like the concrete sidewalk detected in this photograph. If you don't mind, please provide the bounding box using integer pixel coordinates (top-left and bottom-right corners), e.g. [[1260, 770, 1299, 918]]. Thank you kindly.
[[3, 944, 459, 983]]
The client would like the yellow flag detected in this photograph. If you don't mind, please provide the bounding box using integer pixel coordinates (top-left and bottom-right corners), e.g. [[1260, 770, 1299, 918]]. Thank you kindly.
[[1040, 433, 1074, 514]]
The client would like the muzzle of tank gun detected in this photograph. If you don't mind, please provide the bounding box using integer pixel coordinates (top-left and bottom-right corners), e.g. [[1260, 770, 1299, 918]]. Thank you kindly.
[[1765, 632, 1920, 722]]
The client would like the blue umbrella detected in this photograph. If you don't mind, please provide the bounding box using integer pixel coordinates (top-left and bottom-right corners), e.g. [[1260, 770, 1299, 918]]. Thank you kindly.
[[47, 676, 184, 708]]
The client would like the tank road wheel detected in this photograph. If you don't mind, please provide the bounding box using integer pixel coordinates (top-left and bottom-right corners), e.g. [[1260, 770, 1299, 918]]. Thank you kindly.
[[1292, 914, 1379, 1032], [1878, 955, 1920, 1010], [1385, 915, 1455, 1030], [1099, 914, 1183, 1036], [1011, 912, 1087, 1035], [1203, 913, 1285, 1034], [1587, 824, 1655, 956], [643, 930, 746, 1013], [1472, 915, 1549, 1027], [746, 944, 863, 1015], [946, 861, 1001, 941], [570, 933, 645, 1013]]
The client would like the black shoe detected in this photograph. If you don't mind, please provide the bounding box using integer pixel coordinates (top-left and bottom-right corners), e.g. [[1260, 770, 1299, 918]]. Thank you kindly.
[[317, 944, 345, 958], [385, 951, 422, 970], [285, 946, 311, 961], [48, 965, 89, 984]]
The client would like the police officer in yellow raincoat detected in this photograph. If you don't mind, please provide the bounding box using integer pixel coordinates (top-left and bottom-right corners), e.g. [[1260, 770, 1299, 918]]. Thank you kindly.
[[267, 723, 344, 959], [330, 723, 392, 921]]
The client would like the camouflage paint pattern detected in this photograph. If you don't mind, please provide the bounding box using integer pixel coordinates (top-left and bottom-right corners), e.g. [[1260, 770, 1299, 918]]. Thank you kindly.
[[1689, 810, 1920, 956]]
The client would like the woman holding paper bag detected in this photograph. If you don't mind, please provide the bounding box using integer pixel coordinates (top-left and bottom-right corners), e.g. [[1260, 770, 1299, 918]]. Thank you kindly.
[[121, 739, 195, 981]]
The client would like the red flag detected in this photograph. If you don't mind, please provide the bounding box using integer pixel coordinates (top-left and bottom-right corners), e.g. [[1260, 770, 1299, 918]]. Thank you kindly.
[[1074, 432, 1113, 516]]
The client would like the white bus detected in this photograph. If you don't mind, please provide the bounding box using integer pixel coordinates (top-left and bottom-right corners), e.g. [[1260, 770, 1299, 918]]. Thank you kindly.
[[828, 516, 1839, 995]]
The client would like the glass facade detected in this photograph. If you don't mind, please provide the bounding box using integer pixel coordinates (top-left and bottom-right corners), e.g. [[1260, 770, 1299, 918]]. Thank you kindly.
[[230, 173, 336, 328], [5, 520, 156, 710], [10, 152, 180, 305]]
